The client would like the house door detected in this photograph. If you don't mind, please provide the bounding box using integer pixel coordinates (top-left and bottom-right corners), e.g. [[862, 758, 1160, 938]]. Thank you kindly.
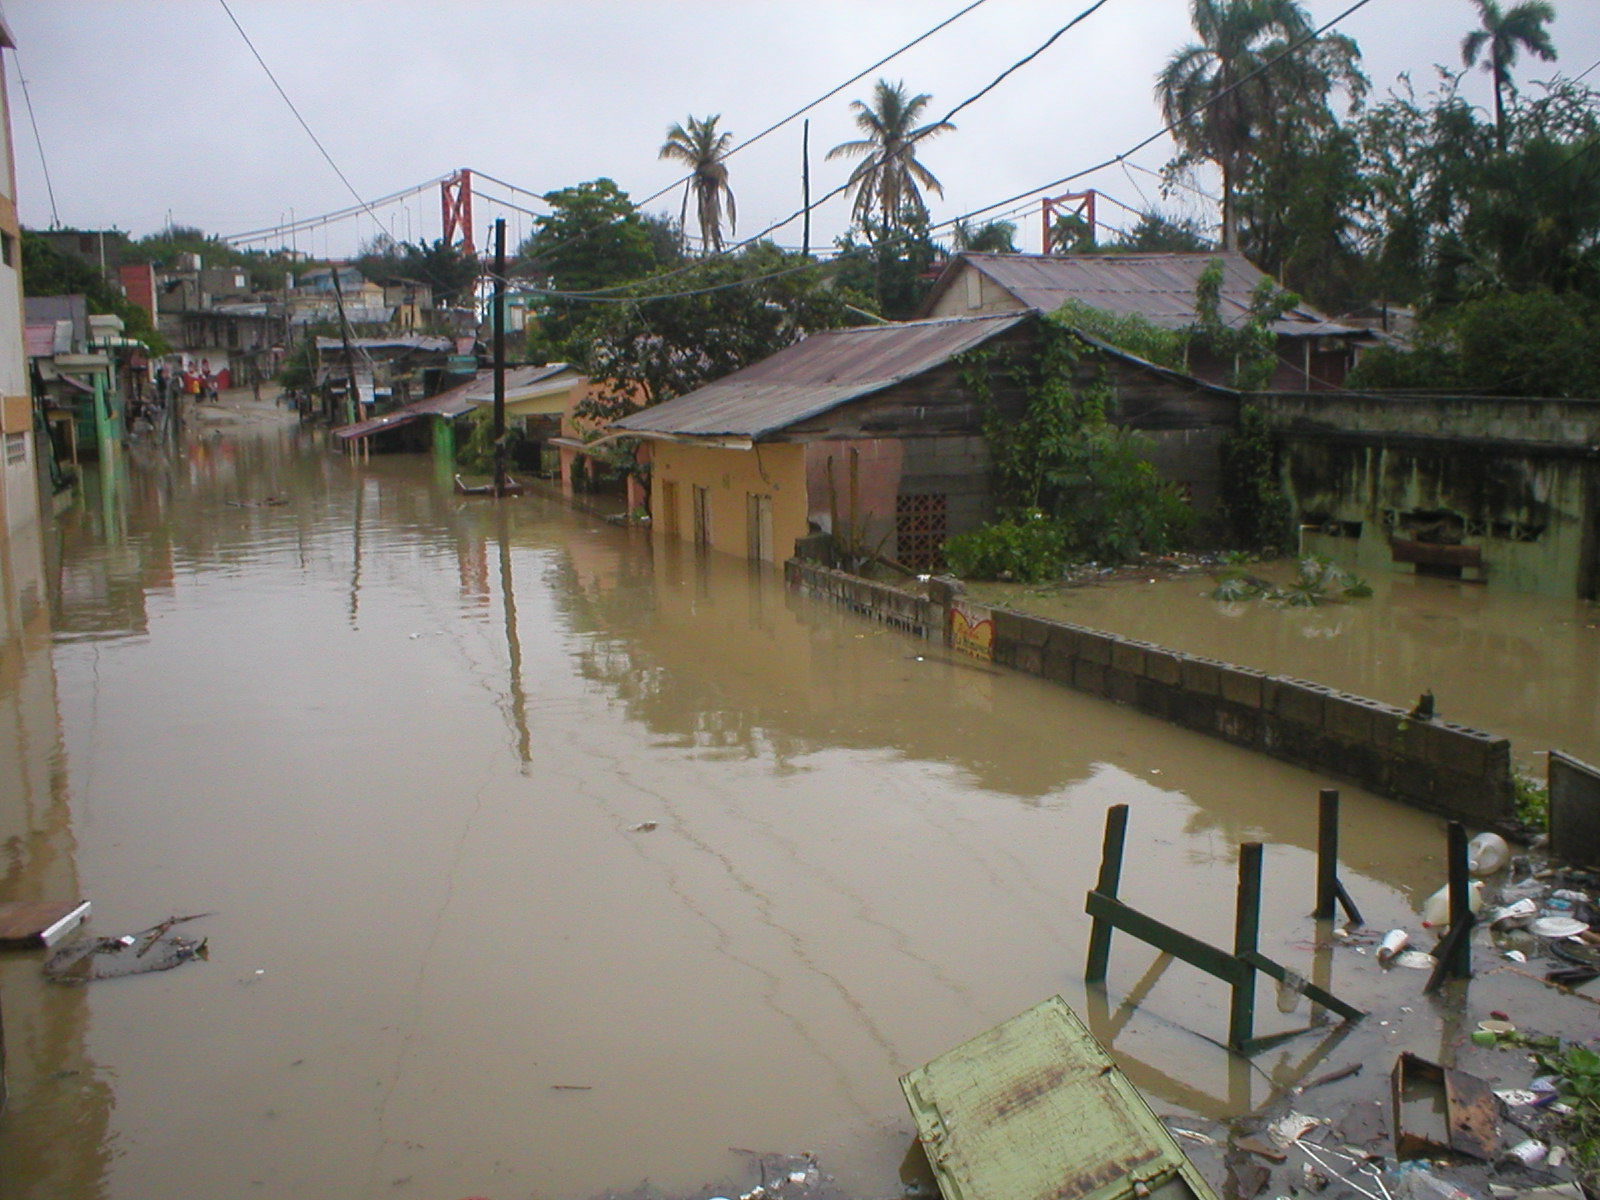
[[746, 493, 773, 562], [660, 480, 680, 539], [692, 485, 712, 551]]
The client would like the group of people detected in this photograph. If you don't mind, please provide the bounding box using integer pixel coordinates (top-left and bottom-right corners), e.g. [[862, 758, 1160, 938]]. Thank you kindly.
[[155, 362, 220, 405]]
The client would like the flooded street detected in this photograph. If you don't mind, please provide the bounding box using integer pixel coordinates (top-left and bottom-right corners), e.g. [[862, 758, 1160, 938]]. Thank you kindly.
[[0, 420, 1565, 1200]]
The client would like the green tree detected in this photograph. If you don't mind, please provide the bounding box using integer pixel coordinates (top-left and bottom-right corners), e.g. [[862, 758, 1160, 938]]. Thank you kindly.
[[830, 211, 944, 320], [356, 236, 481, 308], [517, 178, 664, 351], [584, 241, 854, 412], [21, 231, 169, 353], [1461, 0, 1557, 150], [949, 218, 1018, 254], [1157, 0, 1363, 252], [1102, 211, 1212, 253], [827, 79, 954, 232], [659, 114, 737, 254]]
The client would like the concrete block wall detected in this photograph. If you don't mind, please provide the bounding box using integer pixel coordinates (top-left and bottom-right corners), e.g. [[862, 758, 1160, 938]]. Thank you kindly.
[[987, 607, 1513, 824], [785, 558, 1515, 824], [784, 559, 937, 641]]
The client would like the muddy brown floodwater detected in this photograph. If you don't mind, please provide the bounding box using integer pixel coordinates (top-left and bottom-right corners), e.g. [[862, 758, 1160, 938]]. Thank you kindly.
[[0, 423, 1578, 1200]]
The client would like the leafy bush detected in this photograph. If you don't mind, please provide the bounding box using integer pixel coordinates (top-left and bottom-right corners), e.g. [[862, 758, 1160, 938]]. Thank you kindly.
[[942, 512, 1070, 582]]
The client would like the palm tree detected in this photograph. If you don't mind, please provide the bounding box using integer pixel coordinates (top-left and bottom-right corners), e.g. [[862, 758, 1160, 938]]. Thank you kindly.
[[1461, 0, 1557, 150], [659, 114, 736, 253], [827, 79, 954, 232], [1156, 0, 1318, 251], [950, 218, 1018, 254]]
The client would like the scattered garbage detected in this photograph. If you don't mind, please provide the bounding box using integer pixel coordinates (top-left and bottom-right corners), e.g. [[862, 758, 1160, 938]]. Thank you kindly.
[[1377, 928, 1410, 964], [1467, 832, 1510, 877], [1387, 1161, 1475, 1200], [1529, 916, 1589, 939], [43, 913, 210, 984], [1421, 880, 1485, 928], [1392, 949, 1438, 970]]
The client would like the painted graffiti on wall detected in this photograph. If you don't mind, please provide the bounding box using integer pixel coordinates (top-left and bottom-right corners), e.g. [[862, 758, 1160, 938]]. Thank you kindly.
[[950, 601, 995, 661]]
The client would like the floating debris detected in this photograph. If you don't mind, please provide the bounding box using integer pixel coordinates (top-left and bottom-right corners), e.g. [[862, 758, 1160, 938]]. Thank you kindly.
[[43, 913, 211, 984]]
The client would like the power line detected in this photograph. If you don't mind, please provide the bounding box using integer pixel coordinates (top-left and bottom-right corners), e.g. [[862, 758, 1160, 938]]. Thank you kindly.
[[227, 175, 451, 243], [519, 0, 993, 273], [931, 0, 1113, 129], [12, 50, 59, 228], [930, 0, 1378, 234], [519, 0, 1119, 296], [217, 0, 385, 233]]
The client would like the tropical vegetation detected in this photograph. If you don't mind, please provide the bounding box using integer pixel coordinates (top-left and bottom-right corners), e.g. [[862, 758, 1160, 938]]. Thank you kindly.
[[827, 79, 954, 233], [659, 114, 737, 253]]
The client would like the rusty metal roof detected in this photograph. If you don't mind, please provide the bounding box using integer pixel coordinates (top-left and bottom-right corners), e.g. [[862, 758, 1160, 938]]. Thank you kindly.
[[903, 995, 1219, 1200], [332, 364, 576, 440], [927, 251, 1360, 338], [614, 313, 1030, 440]]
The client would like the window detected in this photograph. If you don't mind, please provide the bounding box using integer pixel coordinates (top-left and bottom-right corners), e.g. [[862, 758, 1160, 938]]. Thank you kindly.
[[895, 492, 947, 573]]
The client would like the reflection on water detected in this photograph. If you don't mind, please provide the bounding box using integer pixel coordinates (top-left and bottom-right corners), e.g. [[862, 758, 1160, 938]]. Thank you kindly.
[[971, 561, 1600, 773], [0, 429, 1496, 1200]]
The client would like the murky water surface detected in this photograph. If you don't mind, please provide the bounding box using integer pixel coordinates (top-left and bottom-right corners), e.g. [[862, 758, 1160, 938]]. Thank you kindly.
[[0, 428, 1564, 1200], [970, 560, 1600, 773]]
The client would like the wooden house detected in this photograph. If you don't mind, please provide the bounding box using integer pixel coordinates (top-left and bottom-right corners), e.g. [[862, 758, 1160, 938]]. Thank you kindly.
[[919, 251, 1372, 391], [612, 312, 1238, 569]]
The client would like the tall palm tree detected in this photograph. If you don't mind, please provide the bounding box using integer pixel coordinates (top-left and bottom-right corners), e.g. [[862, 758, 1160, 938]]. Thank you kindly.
[[827, 79, 954, 232], [1461, 0, 1557, 150], [1156, 0, 1318, 251], [659, 114, 737, 253]]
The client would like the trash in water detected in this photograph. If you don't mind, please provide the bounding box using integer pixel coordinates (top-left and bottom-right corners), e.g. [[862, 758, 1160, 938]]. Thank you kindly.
[[1530, 916, 1588, 938], [1504, 1138, 1547, 1167], [1267, 1110, 1320, 1148], [1393, 950, 1438, 970], [1420, 881, 1484, 928], [1466, 832, 1509, 877], [1489, 898, 1537, 929], [1377, 929, 1409, 964], [630, 821, 658, 833], [1391, 1052, 1499, 1161], [43, 913, 211, 984]]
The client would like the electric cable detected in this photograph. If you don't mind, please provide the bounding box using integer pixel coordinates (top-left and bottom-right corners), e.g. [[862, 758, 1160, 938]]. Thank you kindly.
[[11, 49, 59, 228], [929, 0, 1378, 233], [217, 0, 386, 231]]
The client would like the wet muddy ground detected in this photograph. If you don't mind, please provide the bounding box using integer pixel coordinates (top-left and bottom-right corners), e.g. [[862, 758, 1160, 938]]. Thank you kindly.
[[0, 407, 1596, 1200]]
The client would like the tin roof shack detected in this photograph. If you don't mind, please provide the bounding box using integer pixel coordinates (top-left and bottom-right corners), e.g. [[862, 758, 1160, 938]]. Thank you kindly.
[[614, 313, 1041, 569], [617, 313, 1238, 568], [920, 251, 1370, 391], [24, 296, 126, 458], [465, 363, 586, 477], [313, 335, 453, 425]]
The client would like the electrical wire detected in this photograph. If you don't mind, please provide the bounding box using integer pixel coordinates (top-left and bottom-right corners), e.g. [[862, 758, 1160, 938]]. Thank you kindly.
[[929, 0, 1378, 234], [516, 0, 1121, 296], [217, 0, 386, 232], [930, 0, 1113, 130], [11, 49, 59, 228], [228, 176, 451, 243]]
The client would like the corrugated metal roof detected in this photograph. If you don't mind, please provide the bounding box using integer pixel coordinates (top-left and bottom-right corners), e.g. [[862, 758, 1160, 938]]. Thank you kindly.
[[313, 335, 453, 353], [614, 313, 1029, 439], [934, 251, 1360, 338], [331, 365, 576, 440]]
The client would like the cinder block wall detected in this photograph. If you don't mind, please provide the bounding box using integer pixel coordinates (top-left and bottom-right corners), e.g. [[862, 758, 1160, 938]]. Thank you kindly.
[[784, 558, 1514, 824], [986, 607, 1512, 824]]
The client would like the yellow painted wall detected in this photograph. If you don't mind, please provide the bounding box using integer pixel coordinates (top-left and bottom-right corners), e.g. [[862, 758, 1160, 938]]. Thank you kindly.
[[650, 441, 808, 563]]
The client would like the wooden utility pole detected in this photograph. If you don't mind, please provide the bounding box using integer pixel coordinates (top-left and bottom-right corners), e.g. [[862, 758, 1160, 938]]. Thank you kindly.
[[492, 217, 508, 497], [802, 120, 811, 259], [330, 265, 360, 427]]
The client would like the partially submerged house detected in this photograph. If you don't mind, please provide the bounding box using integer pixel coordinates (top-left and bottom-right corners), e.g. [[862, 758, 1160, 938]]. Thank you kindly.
[[613, 312, 1237, 569], [919, 251, 1372, 391]]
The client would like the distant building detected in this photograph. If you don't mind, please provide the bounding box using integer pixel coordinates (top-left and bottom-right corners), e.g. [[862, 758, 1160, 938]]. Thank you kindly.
[[919, 251, 1374, 391], [29, 227, 131, 282], [0, 17, 39, 535]]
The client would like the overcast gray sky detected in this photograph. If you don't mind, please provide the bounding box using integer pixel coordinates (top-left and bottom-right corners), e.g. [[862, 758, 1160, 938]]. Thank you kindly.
[[6, 0, 1599, 259]]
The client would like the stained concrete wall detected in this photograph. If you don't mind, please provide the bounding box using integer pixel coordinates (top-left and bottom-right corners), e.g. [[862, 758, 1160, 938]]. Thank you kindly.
[[1263, 391, 1600, 599], [785, 557, 1514, 825]]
